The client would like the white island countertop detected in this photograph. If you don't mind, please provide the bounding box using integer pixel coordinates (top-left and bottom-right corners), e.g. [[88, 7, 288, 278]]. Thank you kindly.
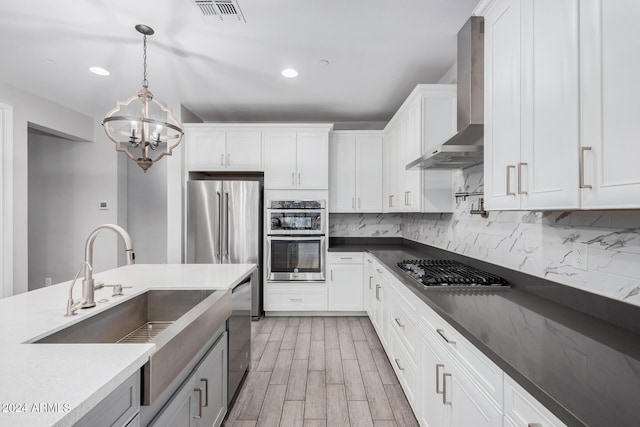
[[0, 263, 256, 427]]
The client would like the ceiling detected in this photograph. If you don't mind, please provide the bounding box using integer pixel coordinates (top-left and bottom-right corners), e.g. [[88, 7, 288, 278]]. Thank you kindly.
[[0, 0, 479, 124]]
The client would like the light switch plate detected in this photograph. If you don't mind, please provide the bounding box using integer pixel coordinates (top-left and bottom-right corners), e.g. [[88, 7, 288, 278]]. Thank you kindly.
[[99, 201, 109, 210]]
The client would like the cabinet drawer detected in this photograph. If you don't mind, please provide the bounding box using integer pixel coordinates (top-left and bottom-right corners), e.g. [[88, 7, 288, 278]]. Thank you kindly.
[[420, 303, 503, 408], [504, 374, 566, 427], [328, 252, 364, 264], [387, 275, 418, 313], [265, 286, 328, 311], [389, 294, 418, 360], [76, 372, 140, 427], [389, 327, 418, 407]]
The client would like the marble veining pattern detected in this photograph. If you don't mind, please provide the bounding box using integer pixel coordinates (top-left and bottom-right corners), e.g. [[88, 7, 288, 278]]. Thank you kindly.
[[329, 213, 402, 237], [402, 165, 640, 307]]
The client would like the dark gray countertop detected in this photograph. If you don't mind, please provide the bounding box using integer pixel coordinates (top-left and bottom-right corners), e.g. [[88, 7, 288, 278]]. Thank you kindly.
[[330, 238, 640, 427]]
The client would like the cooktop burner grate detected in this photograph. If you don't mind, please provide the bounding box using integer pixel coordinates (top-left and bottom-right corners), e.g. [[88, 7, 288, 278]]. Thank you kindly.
[[397, 260, 509, 289]]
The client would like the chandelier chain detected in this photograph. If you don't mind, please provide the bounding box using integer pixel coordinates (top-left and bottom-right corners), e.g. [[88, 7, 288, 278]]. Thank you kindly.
[[142, 34, 148, 88]]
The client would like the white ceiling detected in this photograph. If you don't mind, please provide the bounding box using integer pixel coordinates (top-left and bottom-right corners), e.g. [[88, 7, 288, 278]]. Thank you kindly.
[[0, 0, 478, 123]]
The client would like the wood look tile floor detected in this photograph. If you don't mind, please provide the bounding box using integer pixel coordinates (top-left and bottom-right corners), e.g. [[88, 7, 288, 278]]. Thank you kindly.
[[224, 316, 419, 427]]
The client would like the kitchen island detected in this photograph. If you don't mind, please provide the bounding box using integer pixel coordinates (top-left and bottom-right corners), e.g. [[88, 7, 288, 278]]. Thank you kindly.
[[0, 263, 256, 427]]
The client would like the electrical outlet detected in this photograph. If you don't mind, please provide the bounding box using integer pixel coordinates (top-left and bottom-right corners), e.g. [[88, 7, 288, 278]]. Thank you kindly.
[[351, 224, 357, 231], [45, 277, 52, 287], [572, 243, 588, 271]]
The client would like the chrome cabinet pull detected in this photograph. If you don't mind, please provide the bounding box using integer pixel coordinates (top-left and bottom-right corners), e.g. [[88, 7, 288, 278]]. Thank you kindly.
[[517, 162, 528, 194], [290, 298, 303, 302], [580, 147, 592, 189], [201, 378, 209, 407], [227, 154, 231, 166], [528, 424, 543, 427], [369, 276, 373, 289], [436, 364, 444, 394], [358, 197, 361, 209], [394, 358, 405, 371], [216, 191, 222, 259], [376, 269, 383, 273], [352, 198, 355, 209], [331, 270, 334, 281], [436, 329, 456, 345], [194, 388, 203, 419], [220, 154, 224, 166], [390, 195, 394, 207], [442, 373, 452, 405], [376, 284, 381, 301], [291, 173, 295, 185], [394, 318, 405, 328], [506, 165, 516, 196], [367, 259, 372, 264], [407, 191, 411, 206], [298, 172, 301, 185]]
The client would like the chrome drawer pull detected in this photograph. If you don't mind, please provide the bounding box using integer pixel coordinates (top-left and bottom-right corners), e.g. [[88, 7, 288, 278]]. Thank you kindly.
[[528, 424, 543, 427], [394, 318, 405, 328], [290, 298, 303, 302], [394, 358, 405, 371], [436, 364, 444, 394], [340, 257, 352, 260], [367, 259, 372, 264], [517, 162, 528, 195], [376, 284, 381, 301], [436, 329, 456, 345], [369, 276, 373, 289], [194, 388, 203, 419], [376, 269, 383, 273], [201, 378, 209, 407], [506, 165, 516, 196], [580, 147, 592, 189], [442, 373, 452, 405]]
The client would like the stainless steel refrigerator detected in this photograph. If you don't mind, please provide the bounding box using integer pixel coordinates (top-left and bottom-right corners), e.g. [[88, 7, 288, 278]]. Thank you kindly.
[[186, 179, 262, 318]]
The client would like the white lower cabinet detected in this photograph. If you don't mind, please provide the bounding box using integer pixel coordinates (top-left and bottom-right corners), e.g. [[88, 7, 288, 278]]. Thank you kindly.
[[328, 252, 364, 311], [151, 332, 227, 427], [504, 374, 566, 427], [264, 284, 328, 311], [76, 371, 140, 427], [363, 258, 565, 427]]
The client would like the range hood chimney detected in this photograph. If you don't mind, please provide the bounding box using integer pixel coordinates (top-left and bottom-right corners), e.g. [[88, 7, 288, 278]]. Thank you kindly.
[[407, 16, 484, 170]]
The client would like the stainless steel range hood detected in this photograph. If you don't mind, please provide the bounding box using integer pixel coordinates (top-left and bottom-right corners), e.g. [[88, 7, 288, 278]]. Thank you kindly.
[[407, 16, 484, 170]]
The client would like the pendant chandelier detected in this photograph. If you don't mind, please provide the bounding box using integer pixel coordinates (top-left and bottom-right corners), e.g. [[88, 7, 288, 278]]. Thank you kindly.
[[102, 24, 184, 172]]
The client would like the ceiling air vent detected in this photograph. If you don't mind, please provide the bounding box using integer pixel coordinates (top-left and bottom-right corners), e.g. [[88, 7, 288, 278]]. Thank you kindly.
[[195, 0, 246, 22]]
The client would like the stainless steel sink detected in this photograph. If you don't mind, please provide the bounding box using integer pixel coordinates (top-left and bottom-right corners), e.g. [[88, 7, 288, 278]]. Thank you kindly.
[[35, 289, 231, 405]]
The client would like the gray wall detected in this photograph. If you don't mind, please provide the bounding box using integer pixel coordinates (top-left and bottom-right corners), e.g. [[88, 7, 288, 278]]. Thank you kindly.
[[0, 80, 121, 295]]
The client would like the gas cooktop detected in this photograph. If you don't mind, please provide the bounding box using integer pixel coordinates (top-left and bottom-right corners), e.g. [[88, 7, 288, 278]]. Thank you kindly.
[[397, 259, 509, 289]]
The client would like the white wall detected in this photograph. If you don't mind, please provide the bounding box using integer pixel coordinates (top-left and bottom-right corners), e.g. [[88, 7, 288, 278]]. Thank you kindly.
[[0, 80, 121, 294]]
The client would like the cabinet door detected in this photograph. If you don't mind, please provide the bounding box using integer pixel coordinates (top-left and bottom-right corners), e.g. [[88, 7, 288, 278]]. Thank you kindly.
[[383, 121, 401, 212], [297, 132, 329, 189], [225, 131, 263, 171], [484, 0, 522, 210], [186, 128, 226, 171], [504, 374, 566, 427], [363, 257, 375, 314], [402, 97, 423, 212], [447, 360, 503, 427], [330, 134, 356, 212], [151, 376, 197, 427], [264, 131, 297, 189], [195, 334, 228, 427], [328, 264, 364, 311], [355, 135, 383, 212], [520, 0, 580, 210], [419, 327, 448, 427], [580, 0, 640, 208]]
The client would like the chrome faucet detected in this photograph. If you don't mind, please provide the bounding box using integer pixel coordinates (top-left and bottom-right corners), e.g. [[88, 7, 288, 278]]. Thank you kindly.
[[81, 224, 135, 309]]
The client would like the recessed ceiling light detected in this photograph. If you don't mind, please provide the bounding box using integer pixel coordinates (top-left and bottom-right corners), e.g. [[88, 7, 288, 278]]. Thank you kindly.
[[281, 68, 298, 78], [89, 66, 111, 76]]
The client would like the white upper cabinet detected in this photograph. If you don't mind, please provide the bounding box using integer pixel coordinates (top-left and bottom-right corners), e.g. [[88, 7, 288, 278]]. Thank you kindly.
[[383, 85, 456, 213], [184, 125, 262, 172], [483, 0, 523, 211], [580, 0, 640, 209], [520, 0, 580, 210], [483, 0, 640, 210], [264, 127, 331, 190], [297, 132, 329, 189], [329, 131, 383, 213]]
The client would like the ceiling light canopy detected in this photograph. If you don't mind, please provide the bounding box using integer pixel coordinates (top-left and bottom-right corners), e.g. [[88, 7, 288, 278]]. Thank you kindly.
[[281, 68, 298, 78], [89, 66, 110, 76], [102, 24, 184, 172]]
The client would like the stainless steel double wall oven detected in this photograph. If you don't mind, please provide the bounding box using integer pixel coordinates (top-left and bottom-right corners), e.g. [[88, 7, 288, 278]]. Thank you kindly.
[[266, 200, 326, 282]]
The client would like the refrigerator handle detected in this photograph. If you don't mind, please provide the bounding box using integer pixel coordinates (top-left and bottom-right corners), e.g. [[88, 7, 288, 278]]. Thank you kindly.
[[216, 191, 222, 260], [225, 191, 230, 257]]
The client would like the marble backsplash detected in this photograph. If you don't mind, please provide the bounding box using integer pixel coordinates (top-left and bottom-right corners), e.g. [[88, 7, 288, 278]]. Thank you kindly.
[[329, 213, 402, 237], [329, 165, 640, 307]]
